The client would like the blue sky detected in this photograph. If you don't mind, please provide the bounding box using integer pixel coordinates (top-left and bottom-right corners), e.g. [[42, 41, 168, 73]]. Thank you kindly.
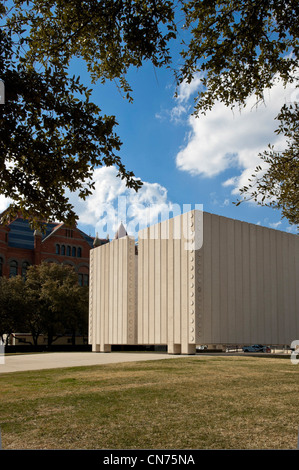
[[0, 38, 297, 239], [63, 53, 297, 240]]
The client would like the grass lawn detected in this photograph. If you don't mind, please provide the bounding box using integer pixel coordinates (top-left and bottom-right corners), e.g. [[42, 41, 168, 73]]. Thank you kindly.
[[0, 355, 298, 450]]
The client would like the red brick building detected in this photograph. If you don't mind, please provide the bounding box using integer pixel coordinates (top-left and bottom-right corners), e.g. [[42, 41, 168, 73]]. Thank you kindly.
[[0, 212, 108, 285]]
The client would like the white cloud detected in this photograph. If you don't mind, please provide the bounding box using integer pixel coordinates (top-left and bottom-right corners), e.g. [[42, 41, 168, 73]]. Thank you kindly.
[[209, 192, 231, 208], [67, 166, 176, 239], [0, 195, 12, 214], [286, 225, 298, 234], [176, 73, 204, 104], [156, 73, 204, 124], [170, 104, 188, 124], [0, 166, 176, 238], [174, 76, 296, 197], [269, 221, 282, 229]]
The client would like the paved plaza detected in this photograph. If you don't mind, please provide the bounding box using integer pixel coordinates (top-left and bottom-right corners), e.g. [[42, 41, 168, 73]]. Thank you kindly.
[[0, 351, 181, 374]]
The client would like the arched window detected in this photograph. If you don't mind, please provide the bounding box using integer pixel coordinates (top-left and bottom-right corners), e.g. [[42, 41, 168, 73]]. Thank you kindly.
[[83, 274, 89, 286], [72, 247, 76, 257], [22, 261, 30, 279], [78, 273, 89, 287], [56, 244, 60, 255], [9, 260, 18, 277], [77, 247, 82, 258], [67, 246, 71, 256], [61, 245, 65, 255], [0, 257, 3, 277]]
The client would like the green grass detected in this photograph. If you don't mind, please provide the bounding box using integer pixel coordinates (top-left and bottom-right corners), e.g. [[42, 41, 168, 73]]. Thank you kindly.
[[0, 355, 298, 449]]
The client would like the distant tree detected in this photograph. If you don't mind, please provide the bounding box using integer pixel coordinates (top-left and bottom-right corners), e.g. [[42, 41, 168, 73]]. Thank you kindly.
[[61, 286, 89, 346], [25, 262, 88, 348], [0, 276, 29, 345]]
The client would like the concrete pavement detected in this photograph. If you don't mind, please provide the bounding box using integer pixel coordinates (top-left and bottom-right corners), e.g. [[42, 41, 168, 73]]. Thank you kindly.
[[0, 350, 288, 374], [0, 351, 182, 374]]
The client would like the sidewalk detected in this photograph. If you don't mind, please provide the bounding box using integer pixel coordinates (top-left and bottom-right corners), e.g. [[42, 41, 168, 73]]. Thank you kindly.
[[0, 351, 180, 374]]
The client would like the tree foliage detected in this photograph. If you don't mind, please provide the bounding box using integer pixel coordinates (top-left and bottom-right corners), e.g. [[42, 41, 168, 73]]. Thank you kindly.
[[25, 262, 89, 347], [1, 27, 125, 227], [0, 0, 176, 226], [0, 275, 29, 343], [8, 0, 176, 89], [237, 102, 299, 226], [0, 263, 89, 347], [178, 0, 298, 112], [0, 0, 298, 226]]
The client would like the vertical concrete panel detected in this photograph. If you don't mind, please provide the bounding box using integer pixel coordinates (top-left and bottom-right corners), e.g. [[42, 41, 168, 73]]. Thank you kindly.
[[269, 228, 278, 344], [211, 215, 221, 343], [143, 229, 149, 344], [115, 240, 120, 345], [117, 239, 123, 344], [188, 211, 195, 345], [112, 240, 118, 344], [123, 239, 128, 344], [137, 227, 155, 345], [227, 218, 236, 343], [282, 232, 291, 344], [154, 223, 161, 344], [234, 221, 245, 343], [257, 226, 266, 343], [123, 239, 129, 344], [219, 216, 228, 343], [103, 243, 111, 352], [188, 211, 197, 353], [242, 222, 250, 343], [180, 213, 188, 352], [199, 214, 299, 347], [189, 212, 195, 344], [89, 247, 96, 349], [95, 247, 100, 348], [99, 244, 105, 350], [167, 217, 175, 350], [263, 228, 272, 344], [127, 238, 136, 345], [160, 220, 168, 344], [138, 217, 191, 350], [194, 211, 203, 345], [137, 235, 144, 344], [287, 232, 296, 345], [172, 215, 180, 345], [89, 236, 137, 351], [148, 235, 155, 344], [103, 244, 109, 346], [287, 234, 296, 344], [100, 242, 109, 351], [249, 224, 257, 345], [95, 248, 101, 347], [108, 241, 114, 344], [136, 211, 199, 353], [295, 237, 299, 340], [88, 248, 93, 346], [202, 212, 212, 343], [276, 230, 285, 343], [133, 253, 139, 343]]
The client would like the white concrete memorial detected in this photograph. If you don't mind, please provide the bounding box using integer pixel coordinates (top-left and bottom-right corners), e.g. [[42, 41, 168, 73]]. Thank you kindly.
[[89, 210, 299, 354]]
